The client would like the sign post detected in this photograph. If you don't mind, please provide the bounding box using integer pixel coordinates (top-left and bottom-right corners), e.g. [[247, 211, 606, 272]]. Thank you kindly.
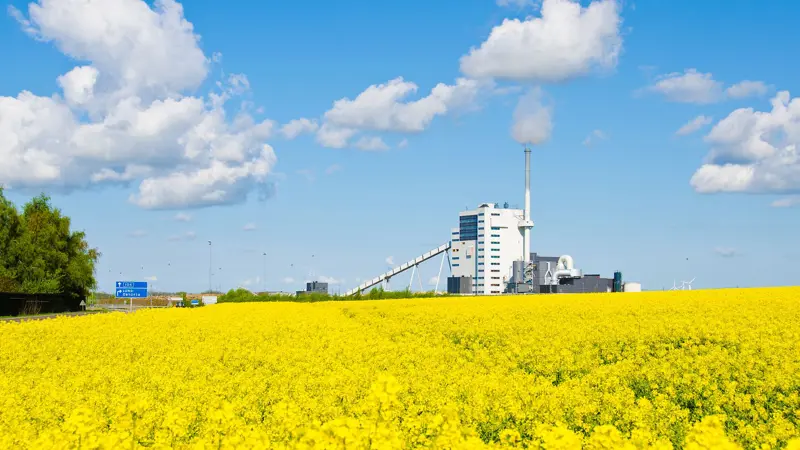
[[115, 281, 148, 312]]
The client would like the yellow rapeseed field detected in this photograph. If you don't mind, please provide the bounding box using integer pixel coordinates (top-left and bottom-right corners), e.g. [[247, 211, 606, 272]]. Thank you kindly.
[[2, 287, 800, 449]]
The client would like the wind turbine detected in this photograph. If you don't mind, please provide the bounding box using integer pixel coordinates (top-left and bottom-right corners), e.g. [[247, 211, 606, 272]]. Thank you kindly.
[[682, 277, 695, 290], [669, 280, 679, 291]]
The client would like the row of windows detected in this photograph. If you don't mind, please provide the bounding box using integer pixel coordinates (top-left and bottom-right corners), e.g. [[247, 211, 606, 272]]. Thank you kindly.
[[452, 263, 460, 267], [491, 262, 500, 266], [491, 227, 501, 230], [491, 241, 500, 245], [478, 262, 484, 266], [491, 234, 500, 238], [491, 276, 500, 280], [491, 269, 500, 273], [452, 256, 460, 260], [491, 248, 500, 252], [491, 256, 500, 259], [491, 213, 500, 216]]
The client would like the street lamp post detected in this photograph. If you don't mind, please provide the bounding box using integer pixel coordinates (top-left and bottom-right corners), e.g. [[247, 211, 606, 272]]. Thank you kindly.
[[208, 240, 212, 294], [262, 252, 267, 292]]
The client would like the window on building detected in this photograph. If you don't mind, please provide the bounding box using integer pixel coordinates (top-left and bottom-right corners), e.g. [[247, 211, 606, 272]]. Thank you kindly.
[[491, 227, 501, 230], [478, 269, 484, 273], [491, 241, 500, 245], [491, 276, 500, 280], [491, 249, 500, 252], [491, 213, 500, 216], [491, 284, 500, 287], [459, 215, 478, 241], [491, 262, 500, 266], [491, 269, 500, 273], [452, 256, 460, 260], [478, 255, 484, 259], [478, 262, 484, 266], [491, 256, 500, 259], [452, 263, 460, 267], [491, 234, 500, 238]]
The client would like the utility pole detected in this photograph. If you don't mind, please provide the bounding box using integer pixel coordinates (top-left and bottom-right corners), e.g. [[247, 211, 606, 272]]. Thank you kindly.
[[263, 252, 267, 292], [208, 240, 212, 293]]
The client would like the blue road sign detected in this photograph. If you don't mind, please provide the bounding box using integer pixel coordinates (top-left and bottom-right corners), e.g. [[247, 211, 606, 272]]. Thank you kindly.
[[115, 281, 148, 298], [191, 299, 199, 306]]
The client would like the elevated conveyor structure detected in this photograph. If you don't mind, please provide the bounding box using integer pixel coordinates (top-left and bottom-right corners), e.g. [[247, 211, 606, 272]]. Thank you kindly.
[[344, 242, 451, 296]]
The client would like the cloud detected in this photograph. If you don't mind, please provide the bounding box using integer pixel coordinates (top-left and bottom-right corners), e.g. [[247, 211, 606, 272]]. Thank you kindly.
[[354, 136, 389, 151], [645, 69, 769, 104], [128, 229, 147, 238], [460, 0, 622, 82], [315, 123, 357, 149], [675, 115, 713, 136], [398, 138, 409, 149], [582, 129, 607, 146], [427, 276, 440, 286], [322, 77, 484, 134], [325, 164, 342, 175], [646, 69, 724, 104], [174, 212, 192, 222], [770, 196, 800, 208], [385, 256, 394, 266], [713, 247, 738, 258], [242, 222, 257, 231], [690, 91, 800, 195], [511, 88, 552, 145], [281, 118, 319, 139], [726, 81, 769, 99], [1, 0, 278, 210]]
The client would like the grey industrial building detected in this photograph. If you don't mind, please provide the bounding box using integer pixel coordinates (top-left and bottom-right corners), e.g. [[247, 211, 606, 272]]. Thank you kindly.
[[296, 281, 328, 296]]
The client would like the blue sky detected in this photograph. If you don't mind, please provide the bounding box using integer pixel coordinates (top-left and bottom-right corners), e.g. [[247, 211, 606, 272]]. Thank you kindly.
[[1, 0, 799, 293]]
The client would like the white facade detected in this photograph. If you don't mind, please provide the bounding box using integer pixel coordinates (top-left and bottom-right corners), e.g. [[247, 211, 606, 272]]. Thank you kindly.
[[451, 203, 524, 295]]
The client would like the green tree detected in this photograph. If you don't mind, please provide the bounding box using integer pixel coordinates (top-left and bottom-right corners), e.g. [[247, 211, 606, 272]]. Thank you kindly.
[[0, 189, 99, 298]]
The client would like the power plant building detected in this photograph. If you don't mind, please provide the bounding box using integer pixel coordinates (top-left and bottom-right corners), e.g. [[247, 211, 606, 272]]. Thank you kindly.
[[450, 202, 523, 295]]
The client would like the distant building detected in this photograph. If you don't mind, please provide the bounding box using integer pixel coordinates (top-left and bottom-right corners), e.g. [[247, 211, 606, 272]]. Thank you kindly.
[[297, 281, 328, 296], [449, 203, 523, 295]]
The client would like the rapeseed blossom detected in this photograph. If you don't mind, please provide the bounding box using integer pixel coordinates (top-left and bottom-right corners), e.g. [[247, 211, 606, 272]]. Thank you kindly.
[[1, 287, 799, 448]]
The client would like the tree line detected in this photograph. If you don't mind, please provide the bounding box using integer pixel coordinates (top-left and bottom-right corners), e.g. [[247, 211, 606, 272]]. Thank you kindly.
[[218, 287, 449, 303], [0, 188, 99, 300]]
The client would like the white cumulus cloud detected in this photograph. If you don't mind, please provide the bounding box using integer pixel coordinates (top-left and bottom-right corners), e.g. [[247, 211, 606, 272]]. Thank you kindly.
[[1, 0, 278, 210], [675, 115, 713, 136], [690, 91, 800, 195], [645, 70, 770, 104], [323, 77, 484, 133], [354, 136, 389, 151], [460, 0, 622, 82], [726, 81, 769, 99], [281, 118, 319, 139]]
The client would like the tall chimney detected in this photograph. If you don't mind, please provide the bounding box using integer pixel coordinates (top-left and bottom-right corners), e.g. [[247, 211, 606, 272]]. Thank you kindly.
[[523, 146, 531, 263]]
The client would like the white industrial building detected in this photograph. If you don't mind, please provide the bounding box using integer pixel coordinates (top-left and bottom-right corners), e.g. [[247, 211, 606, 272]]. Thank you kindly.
[[450, 203, 524, 295]]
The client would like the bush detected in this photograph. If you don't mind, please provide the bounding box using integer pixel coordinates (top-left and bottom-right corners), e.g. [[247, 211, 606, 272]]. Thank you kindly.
[[217, 287, 448, 304]]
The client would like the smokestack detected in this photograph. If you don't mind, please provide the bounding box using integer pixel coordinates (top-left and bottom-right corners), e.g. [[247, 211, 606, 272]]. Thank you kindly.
[[523, 147, 532, 263]]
